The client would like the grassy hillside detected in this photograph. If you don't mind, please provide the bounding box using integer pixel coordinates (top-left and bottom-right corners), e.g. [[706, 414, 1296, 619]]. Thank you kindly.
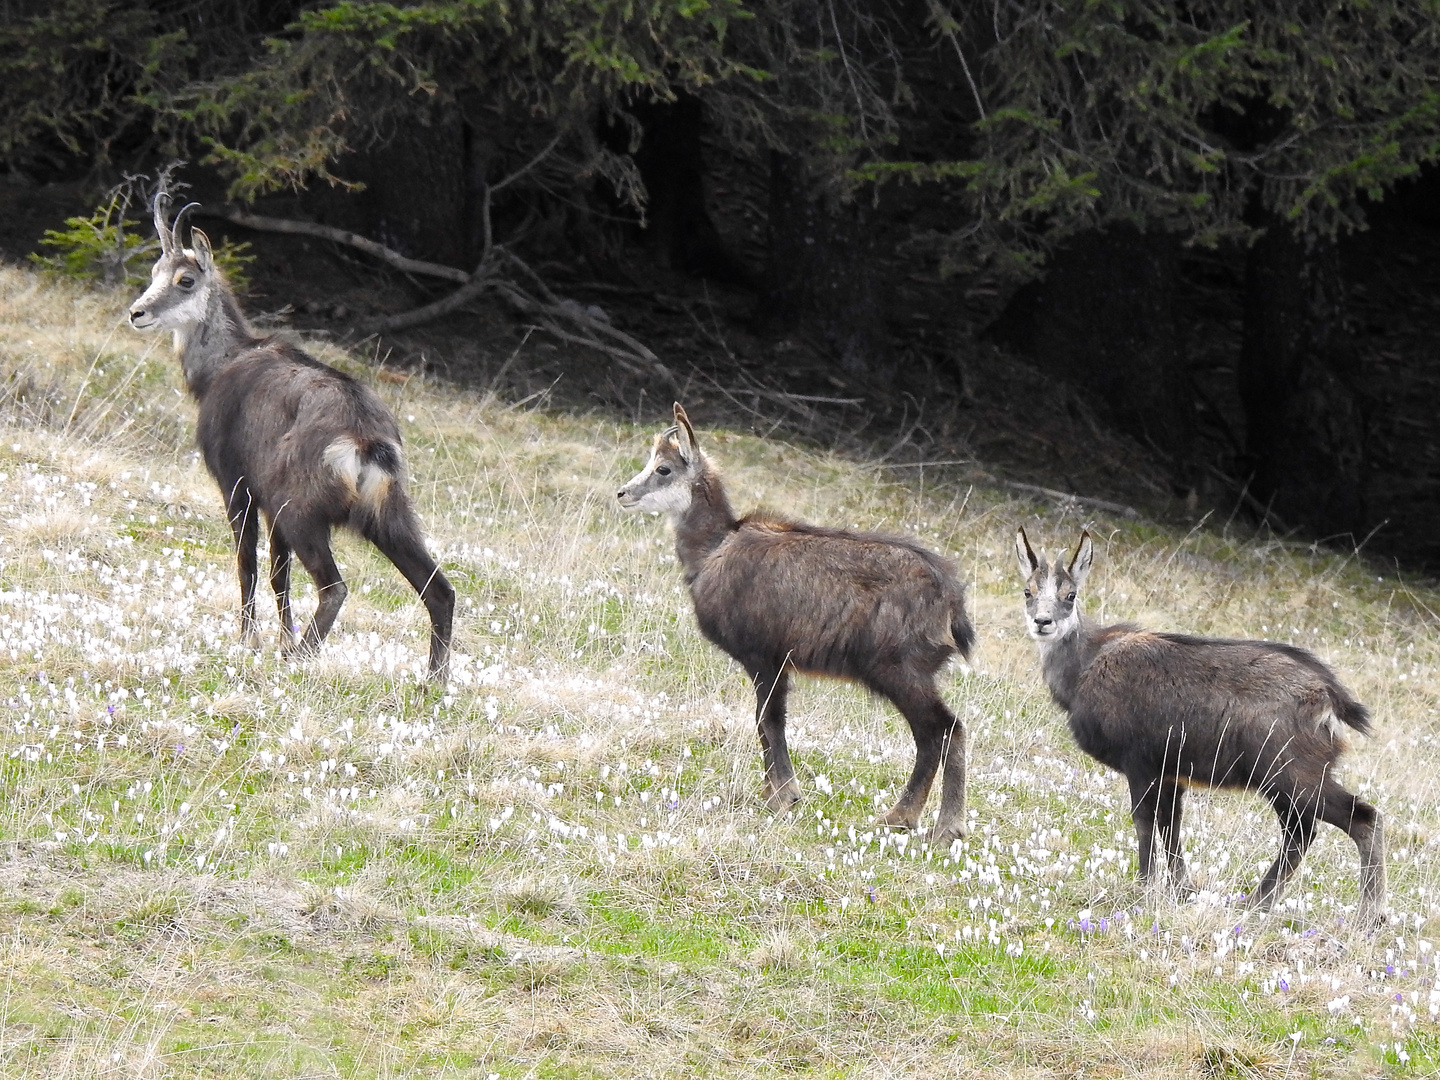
[[1, 263, 1438, 1078]]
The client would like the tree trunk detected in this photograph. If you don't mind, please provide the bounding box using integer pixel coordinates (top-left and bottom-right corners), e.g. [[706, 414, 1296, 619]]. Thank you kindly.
[[1239, 222, 1366, 536], [460, 117, 494, 267], [758, 152, 890, 375], [324, 106, 469, 269], [629, 95, 751, 285], [989, 226, 1194, 473]]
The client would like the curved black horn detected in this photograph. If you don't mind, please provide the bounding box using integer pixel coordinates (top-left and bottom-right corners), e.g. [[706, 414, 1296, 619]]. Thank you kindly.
[[153, 192, 174, 254], [171, 202, 202, 250]]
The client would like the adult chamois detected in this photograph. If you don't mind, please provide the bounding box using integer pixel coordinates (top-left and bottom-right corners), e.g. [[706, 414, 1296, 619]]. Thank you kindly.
[[128, 195, 454, 680], [1015, 527, 1385, 921], [618, 404, 976, 845]]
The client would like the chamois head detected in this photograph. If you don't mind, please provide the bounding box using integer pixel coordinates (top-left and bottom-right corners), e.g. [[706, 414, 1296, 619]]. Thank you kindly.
[[128, 194, 218, 333], [617, 402, 703, 517], [1015, 527, 1092, 641]]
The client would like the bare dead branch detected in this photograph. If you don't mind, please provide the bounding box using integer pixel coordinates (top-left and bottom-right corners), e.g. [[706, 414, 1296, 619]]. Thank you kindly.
[[359, 273, 495, 335], [490, 133, 565, 195], [492, 251, 657, 361], [996, 478, 1140, 520], [928, 2, 986, 122], [493, 281, 678, 388], [204, 208, 471, 283], [207, 180, 672, 384], [519, 322, 653, 379]]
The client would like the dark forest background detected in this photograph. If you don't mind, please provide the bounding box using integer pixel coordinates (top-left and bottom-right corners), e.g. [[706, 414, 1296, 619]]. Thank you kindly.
[[4, 0, 1440, 572]]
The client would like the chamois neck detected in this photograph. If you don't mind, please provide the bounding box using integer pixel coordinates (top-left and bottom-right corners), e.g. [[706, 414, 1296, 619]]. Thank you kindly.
[[672, 462, 737, 581], [1035, 612, 1098, 712], [176, 283, 257, 399]]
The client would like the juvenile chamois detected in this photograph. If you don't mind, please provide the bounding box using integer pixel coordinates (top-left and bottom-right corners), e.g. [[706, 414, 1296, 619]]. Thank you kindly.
[[128, 195, 454, 679], [618, 404, 976, 845], [1015, 527, 1385, 920]]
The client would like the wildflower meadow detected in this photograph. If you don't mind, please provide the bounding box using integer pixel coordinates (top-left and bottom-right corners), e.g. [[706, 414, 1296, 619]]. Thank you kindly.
[[1, 264, 1439, 1077]]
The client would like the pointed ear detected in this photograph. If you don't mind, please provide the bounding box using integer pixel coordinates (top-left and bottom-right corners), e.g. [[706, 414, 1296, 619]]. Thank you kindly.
[[191, 228, 214, 273], [673, 402, 698, 464], [1067, 530, 1093, 590], [1015, 527, 1039, 577]]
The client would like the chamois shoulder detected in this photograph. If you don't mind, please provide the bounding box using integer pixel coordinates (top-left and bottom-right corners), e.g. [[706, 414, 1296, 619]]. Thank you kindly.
[[1067, 622, 1148, 677], [1087, 621, 1145, 649], [218, 342, 396, 420], [1155, 631, 1331, 672], [233, 336, 357, 378]]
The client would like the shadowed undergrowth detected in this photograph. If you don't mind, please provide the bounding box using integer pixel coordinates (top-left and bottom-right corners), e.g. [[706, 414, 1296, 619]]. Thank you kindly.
[[1, 265, 1439, 1077]]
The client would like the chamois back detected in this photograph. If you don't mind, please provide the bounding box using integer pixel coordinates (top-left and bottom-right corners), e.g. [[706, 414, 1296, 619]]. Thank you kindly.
[[692, 515, 973, 678]]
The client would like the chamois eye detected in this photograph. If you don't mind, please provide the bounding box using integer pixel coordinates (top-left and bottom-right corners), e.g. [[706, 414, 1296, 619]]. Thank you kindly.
[[179, 275, 196, 290], [655, 465, 671, 476], [1023, 589, 1032, 599], [1066, 591, 1076, 602]]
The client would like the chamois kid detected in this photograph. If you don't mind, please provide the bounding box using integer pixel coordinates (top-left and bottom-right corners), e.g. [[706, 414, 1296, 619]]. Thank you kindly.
[[1015, 528, 1385, 920], [128, 195, 454, 679], [619, 404, 976, 845]]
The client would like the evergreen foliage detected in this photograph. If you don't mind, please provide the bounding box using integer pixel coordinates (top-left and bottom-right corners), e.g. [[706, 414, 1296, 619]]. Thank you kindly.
[[906, 0, 1440, 271], [27, 168, 254, 289], [161, 0, 760, 204], [29, 194, 158, 286], [7, 0, 1438, 265]]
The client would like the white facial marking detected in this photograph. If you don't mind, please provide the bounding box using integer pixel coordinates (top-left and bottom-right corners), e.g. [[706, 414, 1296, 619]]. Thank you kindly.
[[618, 444, 692, 517], [169, 288, 211, 326], [642, 481, 692, 516], [128, 255, 211, 333], [1024, 559, 1080, 643]]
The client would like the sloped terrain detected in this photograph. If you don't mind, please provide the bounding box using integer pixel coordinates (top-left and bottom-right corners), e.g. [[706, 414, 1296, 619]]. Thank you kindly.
[[1, 265, 1439, 1077]]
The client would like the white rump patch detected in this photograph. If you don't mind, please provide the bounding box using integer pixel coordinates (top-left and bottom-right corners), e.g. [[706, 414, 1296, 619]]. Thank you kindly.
[[1317, 707, 1350, 746], [323, 437, 394, 506]]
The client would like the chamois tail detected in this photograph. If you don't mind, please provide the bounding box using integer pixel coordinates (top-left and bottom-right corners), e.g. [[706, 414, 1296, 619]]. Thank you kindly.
[[1330, 687, 1372, 738], [950, 604, 976, 660]]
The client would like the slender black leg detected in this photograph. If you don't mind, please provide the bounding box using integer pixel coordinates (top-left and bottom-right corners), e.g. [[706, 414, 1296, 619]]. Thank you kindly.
[[283, 518, 347, 657], [268, 524, 295, 649], [1313, 777, 1386, 924], [1128, 773, 1164, 884], [1155, 780, 1190, 894], [754, 667, 799, 810], [878, 683, 967, 845], [360, 513, 455, 680], [1249, 789, 1316, 911], [226, 482, 260, 647]]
